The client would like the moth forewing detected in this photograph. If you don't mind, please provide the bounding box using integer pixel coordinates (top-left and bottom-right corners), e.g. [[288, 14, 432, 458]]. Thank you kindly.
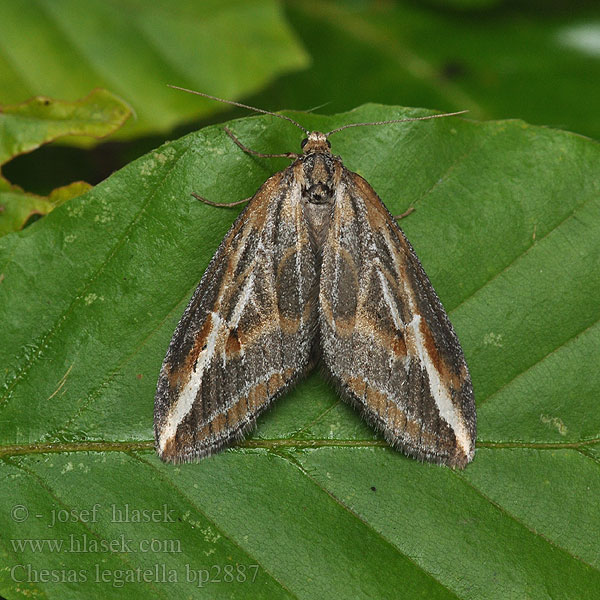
[[318, 169, 475, 468], [155, 121, 476, 468], [154, 170, 318, 462]]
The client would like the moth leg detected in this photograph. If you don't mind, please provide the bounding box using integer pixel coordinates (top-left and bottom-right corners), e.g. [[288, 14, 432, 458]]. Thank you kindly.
[[191, 192, 250, 208], [192, 128, 303, 208], [224, 126, 300, 159], [393, 206, 415, 220]]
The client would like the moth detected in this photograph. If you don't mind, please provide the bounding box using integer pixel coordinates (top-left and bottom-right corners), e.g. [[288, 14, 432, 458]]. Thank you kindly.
[[155, 88, 476, 468]]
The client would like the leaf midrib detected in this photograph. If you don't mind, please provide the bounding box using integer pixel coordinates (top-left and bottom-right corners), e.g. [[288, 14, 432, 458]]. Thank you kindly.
[[2, 438, 600, 458]]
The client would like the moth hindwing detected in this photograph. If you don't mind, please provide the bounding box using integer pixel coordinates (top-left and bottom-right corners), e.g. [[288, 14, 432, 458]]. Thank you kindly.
[[155, 128, 476, 468]]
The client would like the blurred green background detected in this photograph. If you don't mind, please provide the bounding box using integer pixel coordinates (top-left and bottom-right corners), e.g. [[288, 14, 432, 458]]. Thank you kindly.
[[2, 0, 599, 202]]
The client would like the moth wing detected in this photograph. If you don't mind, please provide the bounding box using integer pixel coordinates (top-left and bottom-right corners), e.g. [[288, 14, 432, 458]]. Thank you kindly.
[[155, 170, 318, 462], [319, 170, 476, 467]]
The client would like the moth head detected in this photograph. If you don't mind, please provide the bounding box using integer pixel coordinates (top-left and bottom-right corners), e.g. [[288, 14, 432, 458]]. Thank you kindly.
[[301, 131, 332, 155]]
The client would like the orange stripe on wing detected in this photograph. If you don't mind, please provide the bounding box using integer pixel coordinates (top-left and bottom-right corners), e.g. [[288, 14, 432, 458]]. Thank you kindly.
[[166, 313, 215, 390]]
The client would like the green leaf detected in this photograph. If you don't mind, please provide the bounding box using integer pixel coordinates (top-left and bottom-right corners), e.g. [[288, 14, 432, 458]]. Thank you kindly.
[[1, 106, 599, 598], [251, 1, 600, 139], [0, 0, 308, 139], [0, 89, 130, 235], [425, 0, 503, 8]]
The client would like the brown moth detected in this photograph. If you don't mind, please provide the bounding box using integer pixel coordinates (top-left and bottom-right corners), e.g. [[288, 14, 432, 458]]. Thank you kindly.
[[155, 89, 476, 468]]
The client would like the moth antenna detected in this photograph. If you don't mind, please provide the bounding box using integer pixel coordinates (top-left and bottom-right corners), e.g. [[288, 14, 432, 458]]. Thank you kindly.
[[304, 100, 333, 113], [168, 85, 309, 134], [325, 110, 468, 137]]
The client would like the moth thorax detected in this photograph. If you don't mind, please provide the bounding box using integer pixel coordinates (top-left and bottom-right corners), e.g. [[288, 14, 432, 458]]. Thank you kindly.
[[305, 182, 333, 205], [302, 153, 336, 205]]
